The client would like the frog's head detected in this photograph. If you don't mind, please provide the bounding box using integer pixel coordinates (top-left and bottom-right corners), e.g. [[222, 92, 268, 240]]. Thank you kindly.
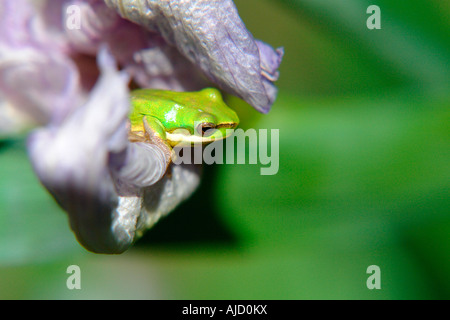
[[164, 88, 240, 146]]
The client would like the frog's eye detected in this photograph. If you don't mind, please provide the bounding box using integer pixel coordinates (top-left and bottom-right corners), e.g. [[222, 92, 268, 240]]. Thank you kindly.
[[196, 122, 216, 137]]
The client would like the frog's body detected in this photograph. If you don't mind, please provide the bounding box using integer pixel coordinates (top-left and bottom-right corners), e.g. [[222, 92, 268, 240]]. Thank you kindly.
[[129, 88, 239, 147]]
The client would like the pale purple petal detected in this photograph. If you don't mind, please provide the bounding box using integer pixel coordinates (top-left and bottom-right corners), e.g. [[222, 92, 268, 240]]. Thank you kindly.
[[0, 0, 69, 53], [0, 0, 82, 125], [64, 0, 143, 59], [104, 0, 283, 113], [64, 0, 208, 92], [0, 49, 82, 125], [127, 36, 209, 91], [138, 163, 201, 231], [111, 142, 168, 189]]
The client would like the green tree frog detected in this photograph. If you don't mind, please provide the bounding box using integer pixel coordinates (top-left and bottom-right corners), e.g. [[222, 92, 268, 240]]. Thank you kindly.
[[128, 88, 239, 152]]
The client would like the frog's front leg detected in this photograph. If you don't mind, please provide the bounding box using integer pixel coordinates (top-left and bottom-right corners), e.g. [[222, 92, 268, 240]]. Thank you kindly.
[[141, 116, 167, 142], [143, 116, 174, 165], [129, 116, 173, 168]]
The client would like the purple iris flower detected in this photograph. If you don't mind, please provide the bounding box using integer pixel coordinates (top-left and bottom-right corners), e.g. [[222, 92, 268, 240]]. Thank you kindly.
[[0, 0, 283, 253]]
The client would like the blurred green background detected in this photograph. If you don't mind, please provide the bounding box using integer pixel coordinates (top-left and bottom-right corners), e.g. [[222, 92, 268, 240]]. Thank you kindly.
[[1, 0, 449, 299]]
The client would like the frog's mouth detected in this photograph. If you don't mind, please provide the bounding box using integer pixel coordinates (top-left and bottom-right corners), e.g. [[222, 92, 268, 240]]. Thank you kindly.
[[166, 123, 237, 146]]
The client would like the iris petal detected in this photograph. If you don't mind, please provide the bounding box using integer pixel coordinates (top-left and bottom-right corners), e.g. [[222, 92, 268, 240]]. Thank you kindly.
[[104, 0, 283, 113]]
